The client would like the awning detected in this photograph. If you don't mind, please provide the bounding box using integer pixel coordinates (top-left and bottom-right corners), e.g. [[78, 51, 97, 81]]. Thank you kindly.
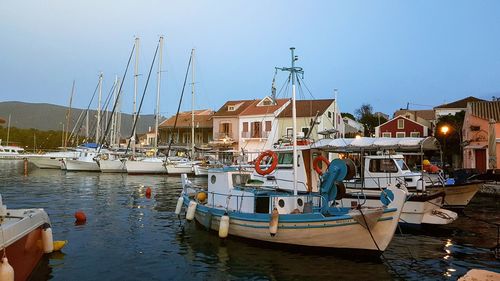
[[311, 137, 441, 152]]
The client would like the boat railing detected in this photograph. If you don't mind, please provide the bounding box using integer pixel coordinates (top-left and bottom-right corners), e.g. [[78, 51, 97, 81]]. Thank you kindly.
[[201, 189, 325, 214], [346, 175, 410, 190]]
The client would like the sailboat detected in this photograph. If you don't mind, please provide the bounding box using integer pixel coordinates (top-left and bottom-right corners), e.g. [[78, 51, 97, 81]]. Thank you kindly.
[[126, 36, 167, 174], [177, 48, 406, 252]]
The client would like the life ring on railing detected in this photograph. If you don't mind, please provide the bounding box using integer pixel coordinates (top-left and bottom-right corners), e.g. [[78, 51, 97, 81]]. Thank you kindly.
[[254, 150, 278, 175], [313, 155, 330, 175]]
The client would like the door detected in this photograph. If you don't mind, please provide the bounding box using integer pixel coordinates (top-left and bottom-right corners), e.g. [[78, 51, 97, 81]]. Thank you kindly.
[[475, 149, 487, 173]]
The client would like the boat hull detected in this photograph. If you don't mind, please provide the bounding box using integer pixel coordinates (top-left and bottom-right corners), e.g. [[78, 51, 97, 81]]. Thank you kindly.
[[99, 159, 127, 173], [166, 164, 193, 175], [0, 209, 51, 281], [29, 156, 63, 169], [419, 181, 482, 209], [126, 160, 167, 174], [193, 165, 209, 176], [65, 159, 100, 172]]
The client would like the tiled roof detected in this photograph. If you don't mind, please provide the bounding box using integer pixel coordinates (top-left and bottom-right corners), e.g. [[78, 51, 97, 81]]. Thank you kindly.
[[394, 109, 435, 121], [159, 109, 214, 128], [435, 96, 485, 109], [278, 99, 334, 118], [469, 101, 500, 121], [213, 100, 255, 117], [240, 98, 289, 116]]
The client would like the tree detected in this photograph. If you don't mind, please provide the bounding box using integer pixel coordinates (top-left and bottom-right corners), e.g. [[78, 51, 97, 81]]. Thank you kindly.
[[434, 111, 465, 168], [341, 112, 355, 120], [354, 104, 387, 136]]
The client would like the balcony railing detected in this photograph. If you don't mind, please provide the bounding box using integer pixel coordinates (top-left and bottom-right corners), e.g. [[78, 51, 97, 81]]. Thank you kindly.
[[215, 132, 234, 140], [241, 130, 270, 139]]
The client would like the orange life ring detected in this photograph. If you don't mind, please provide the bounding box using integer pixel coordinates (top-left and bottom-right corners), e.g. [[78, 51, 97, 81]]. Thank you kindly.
[[255, 150, 278, 175], [313, 155, 330, 175]]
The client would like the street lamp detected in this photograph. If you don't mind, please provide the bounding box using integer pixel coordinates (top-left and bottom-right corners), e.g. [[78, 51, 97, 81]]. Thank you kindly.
[[440, 125, 450, 166]]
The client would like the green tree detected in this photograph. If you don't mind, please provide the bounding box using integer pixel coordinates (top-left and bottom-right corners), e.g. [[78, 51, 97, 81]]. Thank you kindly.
[[354, 104, 387, 136], [434, 111, 465, 167]]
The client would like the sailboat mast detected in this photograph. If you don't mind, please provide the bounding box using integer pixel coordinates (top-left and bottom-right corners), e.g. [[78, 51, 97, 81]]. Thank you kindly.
[[191, 48, 195, 157], [154, 36, 164, 152], [97, 73, 103, 143], [65, 81, 75, 149], [133, 37, 140, 156]]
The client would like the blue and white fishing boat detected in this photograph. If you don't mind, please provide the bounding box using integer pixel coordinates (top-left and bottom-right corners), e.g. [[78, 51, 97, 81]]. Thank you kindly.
[[177, 48, 406, 252]]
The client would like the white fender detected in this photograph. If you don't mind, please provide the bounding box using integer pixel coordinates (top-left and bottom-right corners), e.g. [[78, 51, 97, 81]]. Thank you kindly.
[[42, 227, 54, 253], [0, 257, 14, 281], [219, 214, 230, 238], [269, 208, 279, 236], [174, 196, 184, 215], [186, 201, 197, 221]]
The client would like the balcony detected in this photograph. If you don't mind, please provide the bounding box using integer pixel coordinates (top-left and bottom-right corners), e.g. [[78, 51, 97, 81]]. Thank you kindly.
[[242, 130, 270, 139], [215, 132, 234, 140]]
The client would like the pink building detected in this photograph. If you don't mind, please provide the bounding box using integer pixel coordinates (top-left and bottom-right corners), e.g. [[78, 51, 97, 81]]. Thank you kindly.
[[462, 101, 500, 173]]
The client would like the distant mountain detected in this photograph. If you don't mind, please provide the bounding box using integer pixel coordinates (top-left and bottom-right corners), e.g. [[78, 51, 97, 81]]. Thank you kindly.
[[0, 101, 163, 136]]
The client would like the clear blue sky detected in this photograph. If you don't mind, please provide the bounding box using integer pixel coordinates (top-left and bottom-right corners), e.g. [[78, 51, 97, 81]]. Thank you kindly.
[[1, 1, 500, 118]]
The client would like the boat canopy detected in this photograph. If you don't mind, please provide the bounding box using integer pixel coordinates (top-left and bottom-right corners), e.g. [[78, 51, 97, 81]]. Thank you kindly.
[[311, 137, 441, 152]]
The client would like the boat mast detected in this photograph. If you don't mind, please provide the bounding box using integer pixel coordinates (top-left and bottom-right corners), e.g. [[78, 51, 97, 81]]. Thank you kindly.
[[132, 37, 140, 156], [191, 48, 195, 157], [154, 36, 164, 154], [276, 47, 303, 195], [65, 81, 75, 150], [97, 73, 103, 144], [6, 114, 11, 145]]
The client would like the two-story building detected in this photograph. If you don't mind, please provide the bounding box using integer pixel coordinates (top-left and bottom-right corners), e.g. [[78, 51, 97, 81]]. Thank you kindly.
[[158, 109, 214, 149], [375, 115, 430, 138]]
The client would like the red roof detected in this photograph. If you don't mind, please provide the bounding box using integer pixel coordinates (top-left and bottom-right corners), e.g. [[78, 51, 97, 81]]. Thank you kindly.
[[239, 98, 289, 116], [278, 99, 334, 118], [159, 109, 214, 128], [434, 96, 485, 109]]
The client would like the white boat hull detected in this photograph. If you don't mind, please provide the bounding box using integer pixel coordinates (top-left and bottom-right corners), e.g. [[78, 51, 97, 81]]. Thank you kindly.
[[29, 156, 63, 169], [65, 158, 100, 171], [194, 165, 209, 176], [126, 159, 166, 174], [166, 164, 193, 175], [99, 159, 127, 173]]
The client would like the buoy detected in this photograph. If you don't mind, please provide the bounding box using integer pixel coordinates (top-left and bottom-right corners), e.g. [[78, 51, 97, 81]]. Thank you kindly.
[[186, 201, 197, 221], [196, 192, 207, 203], [145, 187, 152, 198], [174, 196, 184, 215], [269, 207, 279, 237], [42, 226, 54, 253], [0, 257, 14, 281], [52, 240, 68, 251], [219, 213, 230, 238], [74, 211, 87, 224]]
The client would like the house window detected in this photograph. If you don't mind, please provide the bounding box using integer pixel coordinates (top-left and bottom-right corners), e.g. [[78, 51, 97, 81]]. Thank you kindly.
[[228, 106, 235, 111], [265, 121, 272, 132], [396, 132, 405, 138], [251, 122, 262, 138], [397, 119, 404, 129], [220, 122, 231, 137], [301, 127, 309, 137], [410, 132, 420, 137], [382, 132, 391, 138], [242, 122, 248, 132], [328, 111, 332, 118], [286, 127, 293, 137]]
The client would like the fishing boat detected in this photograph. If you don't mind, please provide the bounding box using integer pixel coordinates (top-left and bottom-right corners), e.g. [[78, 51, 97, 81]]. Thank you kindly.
[[0, 194, 56, 281], [0, 145, 24, 159], [176, 48, 406, 252]]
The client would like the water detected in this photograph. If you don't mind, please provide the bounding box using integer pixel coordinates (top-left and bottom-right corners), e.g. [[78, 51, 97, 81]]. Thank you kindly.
[[1, 160, 499, 281]]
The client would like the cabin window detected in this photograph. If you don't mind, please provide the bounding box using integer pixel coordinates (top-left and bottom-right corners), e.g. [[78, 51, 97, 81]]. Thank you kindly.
[[369, 159, 398, 173], [278, 152, 293, 165], [397, 119, 404, 129], [395, 159, 410, 171], [410, 131, 420, 137], [382, 132, 391, 138], [396, 132, 405, 138], [286, 127, 293, 137], [301, 127, 309, 137]]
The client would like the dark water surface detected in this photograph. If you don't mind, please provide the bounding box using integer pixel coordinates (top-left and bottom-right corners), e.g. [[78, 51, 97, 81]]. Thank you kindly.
[[1, 160, 498, 280]]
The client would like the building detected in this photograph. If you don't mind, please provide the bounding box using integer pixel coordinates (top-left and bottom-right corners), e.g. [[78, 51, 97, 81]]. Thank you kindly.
[[434, 96, 484, 118], [158, 109, 214, 149], [375, 115, 430, 138], [393, 109, 435, 130], [462, 101, 500, 173], [343, 117, 363, 138], [275, 99, 343, 142]]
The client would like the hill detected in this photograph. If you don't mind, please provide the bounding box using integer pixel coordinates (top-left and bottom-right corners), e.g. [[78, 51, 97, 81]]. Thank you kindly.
[[0, 101, 162, 136]]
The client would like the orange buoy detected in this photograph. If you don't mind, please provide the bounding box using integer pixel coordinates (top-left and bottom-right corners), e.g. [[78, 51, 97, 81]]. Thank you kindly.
[[74, 211, 87, 224], [145, 187, 152, 198]]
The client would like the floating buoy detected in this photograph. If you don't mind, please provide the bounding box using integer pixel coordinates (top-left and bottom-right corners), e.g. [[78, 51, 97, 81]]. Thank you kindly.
[[269, 207, 279, 237], [145, 187, 152, 199], [186, 201, 197, 221], [219, 213, 230, 238], [174, 197, 184, 215], [52, 240, 68, 251], [42, 226, 54, 253], [0, 257, 14, 281], [196, 192, 207, 202], [74, 211, 87, 224]]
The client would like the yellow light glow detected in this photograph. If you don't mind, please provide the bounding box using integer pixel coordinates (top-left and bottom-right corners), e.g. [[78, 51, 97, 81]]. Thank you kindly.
[[441, 125, 450, 135], [355, 135, 361, 139]]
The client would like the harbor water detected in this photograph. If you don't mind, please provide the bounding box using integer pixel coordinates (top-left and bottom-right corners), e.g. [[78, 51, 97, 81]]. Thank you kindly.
[[1, 160, 499, 280]]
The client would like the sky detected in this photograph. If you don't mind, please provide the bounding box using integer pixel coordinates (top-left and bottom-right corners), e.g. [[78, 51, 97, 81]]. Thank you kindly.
[[1, 1, 500, 118]]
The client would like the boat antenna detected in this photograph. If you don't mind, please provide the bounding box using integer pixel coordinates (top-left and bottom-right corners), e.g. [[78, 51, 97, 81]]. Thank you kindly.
[[276, 47, 304, 196]]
